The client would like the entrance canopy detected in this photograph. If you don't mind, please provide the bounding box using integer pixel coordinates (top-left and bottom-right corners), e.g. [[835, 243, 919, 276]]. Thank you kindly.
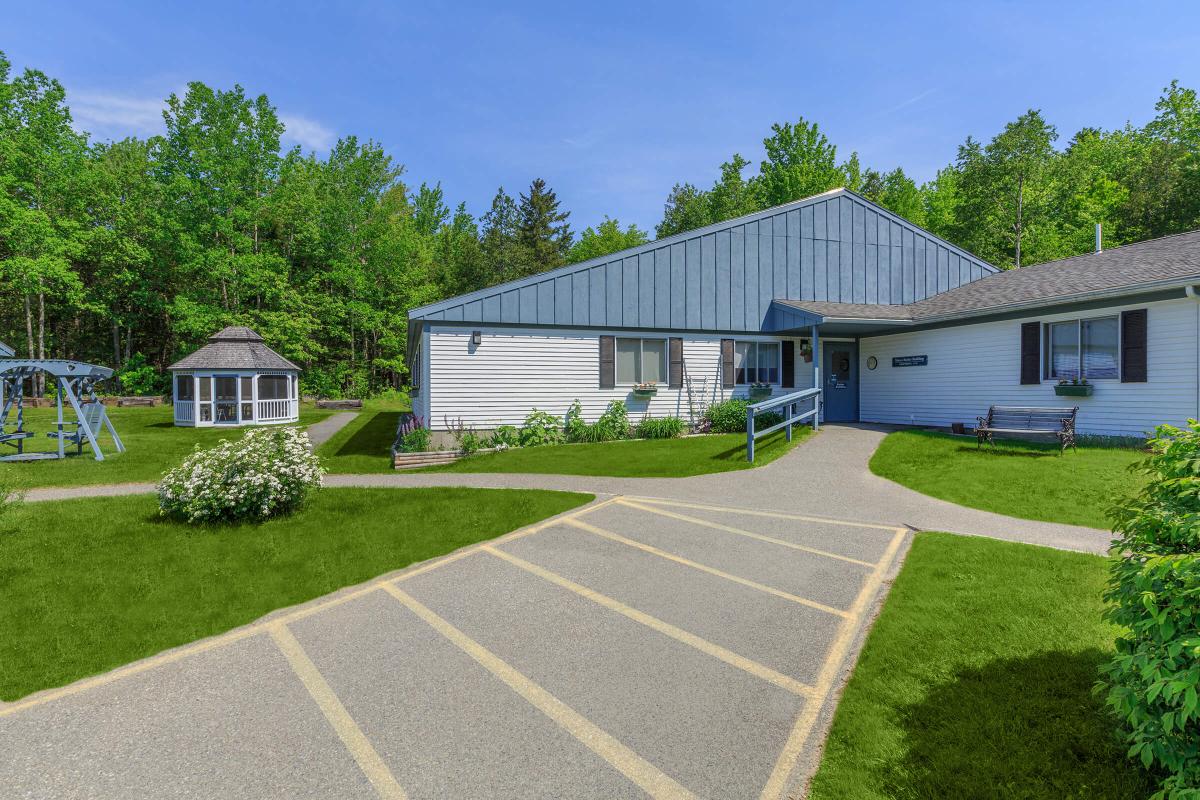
[[0, 356, 125, 461]]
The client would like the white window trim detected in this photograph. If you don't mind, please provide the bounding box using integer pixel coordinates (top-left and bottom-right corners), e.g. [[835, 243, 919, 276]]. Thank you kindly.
[[614, 337, 668, 386], [1043, 315, 1121, 382], [734, 340, 782, 386]]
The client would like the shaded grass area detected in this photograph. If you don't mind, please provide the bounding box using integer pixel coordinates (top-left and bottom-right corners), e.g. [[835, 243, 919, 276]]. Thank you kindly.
[[317, 397, 409, 474], [416, 427, 810, 478], [0, 487, 590, 701], [869, 430, 1144, 529], [0, 404, 335, 490], [808, 532, 1154, 800]]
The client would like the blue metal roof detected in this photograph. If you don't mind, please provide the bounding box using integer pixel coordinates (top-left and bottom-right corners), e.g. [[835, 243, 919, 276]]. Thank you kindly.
[[409, 187, 996, 333]]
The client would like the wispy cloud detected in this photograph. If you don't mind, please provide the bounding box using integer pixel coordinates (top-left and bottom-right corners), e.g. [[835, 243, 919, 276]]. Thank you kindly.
[[67, 87, 336, 152], [279, 113, 335, 152], [70, 90, 167, 137], [881, 87, 938, 116]]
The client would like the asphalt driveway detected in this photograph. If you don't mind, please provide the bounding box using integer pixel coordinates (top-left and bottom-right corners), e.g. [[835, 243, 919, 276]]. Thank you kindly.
[[1, 495, 907, 800]]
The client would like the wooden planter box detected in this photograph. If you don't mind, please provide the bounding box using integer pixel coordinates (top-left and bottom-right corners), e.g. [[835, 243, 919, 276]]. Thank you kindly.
[[393, 450, 467, 469], [1054, 384, 1094, 397], [749, 388, 772, 402], [317, 399, 363, 410], [631, 387, 657, 399]]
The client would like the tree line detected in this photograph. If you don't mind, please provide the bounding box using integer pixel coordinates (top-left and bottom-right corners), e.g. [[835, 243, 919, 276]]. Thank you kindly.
[[1, 49, 1196, 395]]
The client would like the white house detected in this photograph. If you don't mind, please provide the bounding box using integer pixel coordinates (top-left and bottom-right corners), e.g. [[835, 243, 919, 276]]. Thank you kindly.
[[407, 188, 1200, 438]]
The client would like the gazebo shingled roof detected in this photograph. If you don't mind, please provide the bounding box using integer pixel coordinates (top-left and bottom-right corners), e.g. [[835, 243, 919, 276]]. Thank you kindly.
[[168, 326, 299, 372]]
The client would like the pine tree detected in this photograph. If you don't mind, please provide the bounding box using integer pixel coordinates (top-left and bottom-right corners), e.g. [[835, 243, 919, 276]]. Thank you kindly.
[[515, 178, 572, 277]]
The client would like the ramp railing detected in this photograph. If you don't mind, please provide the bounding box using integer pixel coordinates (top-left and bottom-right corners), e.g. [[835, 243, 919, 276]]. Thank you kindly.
[[746, 384, 821, 463]]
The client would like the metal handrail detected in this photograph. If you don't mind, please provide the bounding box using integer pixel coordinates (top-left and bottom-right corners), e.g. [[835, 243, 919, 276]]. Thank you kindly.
[[746, 383, 821, 462]]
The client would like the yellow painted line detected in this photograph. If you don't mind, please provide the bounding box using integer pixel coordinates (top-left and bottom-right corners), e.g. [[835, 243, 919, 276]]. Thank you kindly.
[[757, 527, 908, 800], [483, 544, 816, 698], [625, 496, 905, 533], [618, 499, 875, 568], [381, 582, 696, 800], [0, 496, 615, 719], [269, 624, 408, 800], [563, 517, 851, 619]]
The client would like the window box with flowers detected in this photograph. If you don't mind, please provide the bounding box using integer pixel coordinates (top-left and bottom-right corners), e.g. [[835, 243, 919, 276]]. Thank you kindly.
[[632, 382, 658, 399], [748, 382, 773, 401], [1054, 378, 1094, 397]]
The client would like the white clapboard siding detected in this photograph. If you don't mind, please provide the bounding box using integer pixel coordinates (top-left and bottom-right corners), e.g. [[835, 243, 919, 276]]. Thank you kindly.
[[425, 326, 816, 429], [859, 297, 1198, 437]]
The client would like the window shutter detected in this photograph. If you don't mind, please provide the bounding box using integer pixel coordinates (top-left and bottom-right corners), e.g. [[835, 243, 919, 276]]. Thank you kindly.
[[1020, 322, 1040, 385], [668, 338, 683, 388], [599, 336, 615, 389], [781, 341, 795, 388], [720, 339, 735, 388], [1121, 309, 1148, 383]]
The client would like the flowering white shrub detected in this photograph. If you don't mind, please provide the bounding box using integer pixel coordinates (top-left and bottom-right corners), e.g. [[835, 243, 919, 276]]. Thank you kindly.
[[158, 426, 324, 523]]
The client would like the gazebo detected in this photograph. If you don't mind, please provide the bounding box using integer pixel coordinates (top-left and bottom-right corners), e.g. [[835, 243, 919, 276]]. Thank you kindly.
[[168, 326, 300, 427]]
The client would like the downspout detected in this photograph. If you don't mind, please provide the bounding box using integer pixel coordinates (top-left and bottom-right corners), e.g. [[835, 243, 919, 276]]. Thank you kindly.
[[1187, 286, 1200, 419]]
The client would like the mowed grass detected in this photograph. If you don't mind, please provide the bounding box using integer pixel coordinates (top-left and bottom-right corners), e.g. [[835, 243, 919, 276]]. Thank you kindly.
[[0, 487, 590, 701], [808, 532, 1154, 800], [0, 404, 335, 489], [416, 427, 811, 478], [317, 397, 410, 474], [869, 430, 1145, 529]]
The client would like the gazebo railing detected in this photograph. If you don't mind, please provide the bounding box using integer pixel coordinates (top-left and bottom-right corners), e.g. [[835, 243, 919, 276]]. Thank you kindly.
[[257, 399, 296, 422], [175, 400, 195, 423]]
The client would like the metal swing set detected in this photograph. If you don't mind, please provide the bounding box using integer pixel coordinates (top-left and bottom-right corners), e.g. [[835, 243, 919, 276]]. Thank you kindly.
[[0, 351, 125, 462]]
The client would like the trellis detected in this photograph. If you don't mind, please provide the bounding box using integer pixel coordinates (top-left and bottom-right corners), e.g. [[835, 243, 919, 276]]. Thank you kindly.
[[0, 359, 125, 462]]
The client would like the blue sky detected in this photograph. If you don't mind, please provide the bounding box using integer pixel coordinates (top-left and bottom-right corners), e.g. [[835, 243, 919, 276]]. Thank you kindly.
[[5, 1, 1198, 233]]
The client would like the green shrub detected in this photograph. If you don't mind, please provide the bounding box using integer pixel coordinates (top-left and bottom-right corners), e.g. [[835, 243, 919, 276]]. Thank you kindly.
[[564, 400, 629, 443], [519, 409, 564, 447], [398, 421, 431, 453], [488, 425, 519, 449], [1100, 421, 1200, 799], [116, 353, 167, 396], [705, 399, 750, 433], [635, 416, 685, 439]]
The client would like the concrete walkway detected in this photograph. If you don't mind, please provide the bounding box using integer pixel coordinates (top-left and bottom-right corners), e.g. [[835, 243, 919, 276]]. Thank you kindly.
[[305, 411, 359, 448], [23, 424, 1107, 554]]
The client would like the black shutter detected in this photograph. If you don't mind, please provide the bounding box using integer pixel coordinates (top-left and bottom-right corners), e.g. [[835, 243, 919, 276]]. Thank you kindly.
[[1020, 322, 1041, 385], [1121, 309, 1148, 383], [668, 338, 683, 388], [720, 339, 735, 388], [599, 336, 615, 389], [781, 340, 795, 388]]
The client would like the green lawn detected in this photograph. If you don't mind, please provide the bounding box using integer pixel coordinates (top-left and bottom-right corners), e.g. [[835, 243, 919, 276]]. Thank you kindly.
[[416, 427, 811, 478], [0, 404, 336, 490], [316, 397, 410, 474], [869, 430, 1144, 529], [809, 532, 1154, 800], [0, 487, 589, 701]]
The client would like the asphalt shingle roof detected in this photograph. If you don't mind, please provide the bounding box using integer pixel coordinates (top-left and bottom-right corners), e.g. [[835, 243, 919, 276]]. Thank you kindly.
[[168, 326, 299, 371], [776, 229, 1200, 322]]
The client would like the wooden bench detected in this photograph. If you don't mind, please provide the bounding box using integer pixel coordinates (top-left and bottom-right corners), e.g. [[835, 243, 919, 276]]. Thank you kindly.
[[50, 402, 110, 455], [975, 405, 1079, 452]]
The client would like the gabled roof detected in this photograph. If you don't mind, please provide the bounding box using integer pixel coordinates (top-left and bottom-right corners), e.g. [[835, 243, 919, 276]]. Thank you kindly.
[[775, 229, 1200, 326], [408, 188, 997, 335], [168, 326, 299, 371], [0, 342, 13, 357]]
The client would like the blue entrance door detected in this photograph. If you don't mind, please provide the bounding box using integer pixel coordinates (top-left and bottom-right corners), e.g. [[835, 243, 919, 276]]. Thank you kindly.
[[823, 343, 858, 422]]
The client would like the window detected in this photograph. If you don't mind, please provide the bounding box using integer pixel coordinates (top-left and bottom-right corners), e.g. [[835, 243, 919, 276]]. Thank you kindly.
[[615, 338, 666, 384], [1045, 316, 1119, 380], [259, 375, 290, 399], [734, 341, 780, 384], [176, 375, 194, 401]]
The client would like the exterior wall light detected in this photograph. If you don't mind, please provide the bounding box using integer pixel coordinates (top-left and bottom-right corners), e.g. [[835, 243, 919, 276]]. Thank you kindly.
[[471, 331, 482, 346]]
